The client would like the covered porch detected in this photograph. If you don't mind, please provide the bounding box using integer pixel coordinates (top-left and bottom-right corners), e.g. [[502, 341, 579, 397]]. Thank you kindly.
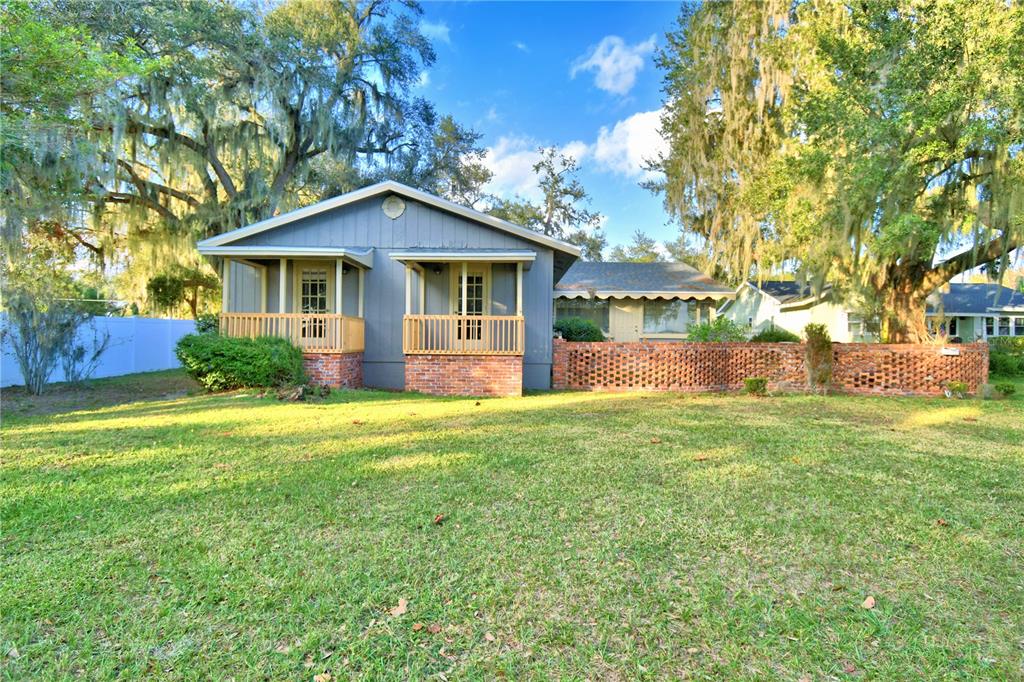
[[211, 246, 371, 354], [393, 250, 530, 356]]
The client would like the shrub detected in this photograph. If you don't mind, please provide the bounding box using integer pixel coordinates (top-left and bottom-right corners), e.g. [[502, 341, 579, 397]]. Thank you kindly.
[[743, 377, 768, 396], [804, 323, 832, 391], [554, 317, 605, 342], [749, 326, 800, 343], [195, 313, 220, 335], [989, 337, 1024, 376], [175, 334, 306, 391], [687, 317, 746, 342], [994, 381, 1016, 397]]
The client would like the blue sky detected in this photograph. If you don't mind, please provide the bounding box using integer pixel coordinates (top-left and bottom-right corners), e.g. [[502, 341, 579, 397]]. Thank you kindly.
[[414, 1, 681, 252]]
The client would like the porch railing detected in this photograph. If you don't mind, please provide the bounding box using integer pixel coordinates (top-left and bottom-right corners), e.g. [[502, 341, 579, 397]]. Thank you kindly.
[[403, 315, 524, 355], [220, 313, 365, 353]]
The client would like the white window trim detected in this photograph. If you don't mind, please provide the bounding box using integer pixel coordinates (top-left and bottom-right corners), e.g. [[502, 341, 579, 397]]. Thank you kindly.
[[448, 264, 491, 315], [292, 260, 334, 314]]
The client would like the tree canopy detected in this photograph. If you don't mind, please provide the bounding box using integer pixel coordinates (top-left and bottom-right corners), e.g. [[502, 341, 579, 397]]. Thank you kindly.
[[655, 0, 1024, 341], [608, 230, 664, 262]]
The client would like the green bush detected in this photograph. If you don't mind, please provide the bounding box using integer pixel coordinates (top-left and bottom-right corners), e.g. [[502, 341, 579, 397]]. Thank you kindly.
[[994, 381, 1016, 397], [804, 323, 832, 391], [554, 317, 605, 342], [195, 313, 220, 335], [175, 334, 306, 391], [687, 317, 746, 342], [989, 337, 1024, 376], [945, 380, 969, 399], [749, 326, 800, 343], [743, 377, 768, 396]]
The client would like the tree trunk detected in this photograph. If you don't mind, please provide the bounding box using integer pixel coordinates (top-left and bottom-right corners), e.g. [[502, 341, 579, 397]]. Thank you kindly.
[[880, 282, 930, 343], [186, 290, 199, 319]]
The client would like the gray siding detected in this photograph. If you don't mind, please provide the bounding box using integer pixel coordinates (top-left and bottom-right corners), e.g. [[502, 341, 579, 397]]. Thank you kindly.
[[234, 196, 562, 389]]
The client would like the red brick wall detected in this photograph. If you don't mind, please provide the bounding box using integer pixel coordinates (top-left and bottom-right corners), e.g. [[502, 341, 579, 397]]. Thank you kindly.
[[303, 352, 363, 389], [552, 339, 989, 396], [405, 354, 523, 397], [830, 343, 988, 396]]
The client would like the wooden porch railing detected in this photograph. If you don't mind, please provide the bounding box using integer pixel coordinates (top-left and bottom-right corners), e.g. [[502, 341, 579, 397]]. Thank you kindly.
[[220, 313, 365, 353], [403, 315, 524, 355]]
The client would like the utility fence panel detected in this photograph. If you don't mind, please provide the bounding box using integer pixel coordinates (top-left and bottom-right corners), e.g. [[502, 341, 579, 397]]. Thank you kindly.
[[1, 316, 196, 388]]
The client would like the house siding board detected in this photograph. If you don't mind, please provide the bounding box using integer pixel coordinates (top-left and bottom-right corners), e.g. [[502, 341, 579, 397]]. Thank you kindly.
[[228, 260, 261, 312], [233, 195, 560, 390]]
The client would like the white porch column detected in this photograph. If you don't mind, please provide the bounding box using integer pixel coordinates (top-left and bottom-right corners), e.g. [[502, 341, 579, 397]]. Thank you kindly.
[[335, 259, 344, 314], [516, 262, 523, 316], [405, 265, 413, 315], [278, 258, 287, 313], [260, 266, 267, 313], [358, 269, 364, 317], [221, 258, 231, 313], [461, 261, 468, 315]]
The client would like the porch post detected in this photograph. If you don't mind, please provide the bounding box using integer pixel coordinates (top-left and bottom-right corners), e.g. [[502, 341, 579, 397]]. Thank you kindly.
[[405, 264, 412, 315], [516, 262, 523, 316], [461, 261, 468, 315], [221, 258, 231, 313], [336, 259, 344, 314], [278, 258, 287, 313], [358, 269, 364, 317], [260, 266, 267, 313]]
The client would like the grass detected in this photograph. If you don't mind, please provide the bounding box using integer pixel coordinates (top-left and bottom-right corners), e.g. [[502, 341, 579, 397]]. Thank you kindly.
[[2, 372, 1022, 679]]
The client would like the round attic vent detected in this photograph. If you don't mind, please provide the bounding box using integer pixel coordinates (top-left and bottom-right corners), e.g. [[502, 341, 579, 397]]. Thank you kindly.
[[382, 195, 406, 220]]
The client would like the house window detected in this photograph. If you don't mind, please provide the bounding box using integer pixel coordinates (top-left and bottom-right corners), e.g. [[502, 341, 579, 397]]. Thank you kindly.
[[300, 269, 329, 313], [555, 299, 610, 332], [948, 318, 958, 337], [643, 299, 695, 334], [986, 317, 995, 336], [1016, 318, 1024, 336], [999, 317, 1011, 336]]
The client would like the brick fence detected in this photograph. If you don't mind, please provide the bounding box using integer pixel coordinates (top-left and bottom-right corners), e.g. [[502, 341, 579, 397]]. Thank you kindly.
[[405, 354, 523, 397], [303, 352, 363, 389], [552, 339, 988, 396]]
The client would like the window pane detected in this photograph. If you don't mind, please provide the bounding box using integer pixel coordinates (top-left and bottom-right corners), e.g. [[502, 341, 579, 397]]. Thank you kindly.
[[554, 299, 609, 331], [999, 317, 1011, 335], [1016, 318, 1024, 336], [643, 300, 694, 334], [986, 317, 994, 335]]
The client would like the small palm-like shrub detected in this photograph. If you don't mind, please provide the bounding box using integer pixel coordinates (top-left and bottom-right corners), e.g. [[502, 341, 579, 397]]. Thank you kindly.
[[176, 334, 306, 391], [749, 326, 800, 343], [945, 380, 969, 399], [554, 317, 605, 342], [743, 377, 768, 395], [804, 323, 832, 391]]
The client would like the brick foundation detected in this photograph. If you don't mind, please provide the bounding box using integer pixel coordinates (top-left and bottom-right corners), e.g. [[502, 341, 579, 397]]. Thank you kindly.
[[552, 339, 988, 397], [405, 354, 523, 397], [303, 352, 363, 389]]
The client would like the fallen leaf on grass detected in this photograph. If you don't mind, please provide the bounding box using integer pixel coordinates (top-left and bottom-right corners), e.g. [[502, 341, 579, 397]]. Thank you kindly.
[[963, 417, 978, 422], [484, 632, 495, 642], [650, 437, 662, 444], [412, 623, 424, 632], [314, 674, 332, 682], [352, 419, 364, 425], [935, 518, 948, 527], [427, 623, 442, 634], [390, 598, 408, 617], [861, 595, 875, 609], [693, 455, 708, 462], [274, 643, 291, 654], [6, 647, 19, 659], [843, 661, 857, 673], [433, 514, 445, 525]]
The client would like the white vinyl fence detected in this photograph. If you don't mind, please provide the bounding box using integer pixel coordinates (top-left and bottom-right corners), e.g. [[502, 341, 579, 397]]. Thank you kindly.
[[1, 316, 196, 388]]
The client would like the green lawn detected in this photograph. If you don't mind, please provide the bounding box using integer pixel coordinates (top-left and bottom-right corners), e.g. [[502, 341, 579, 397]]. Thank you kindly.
[[3, 372, 1022, 679]]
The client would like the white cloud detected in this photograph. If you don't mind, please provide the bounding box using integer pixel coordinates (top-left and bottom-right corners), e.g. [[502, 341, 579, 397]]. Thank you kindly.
[[570, 35, 656, 96], [416, 71, 430, 88], [485, 106, 499, 122], [513, 41, 530, 53], [483, 137, 589, 202], [420, 20, 451, 45], [592, 109, 666, 178]]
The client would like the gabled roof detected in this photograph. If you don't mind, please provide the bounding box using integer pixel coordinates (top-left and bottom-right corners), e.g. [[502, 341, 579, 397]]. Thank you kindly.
[[554, 261, 734, 300], [196, 180, 582, 257], [926, 283, 1024, 315]]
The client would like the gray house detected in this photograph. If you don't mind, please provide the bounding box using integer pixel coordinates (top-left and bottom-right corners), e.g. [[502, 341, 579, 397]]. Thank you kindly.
[[198, 181, 580, 396]]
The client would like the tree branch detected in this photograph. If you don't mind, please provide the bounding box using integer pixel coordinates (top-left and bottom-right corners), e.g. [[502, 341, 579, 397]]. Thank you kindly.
[[924, 230, 1022, 292]]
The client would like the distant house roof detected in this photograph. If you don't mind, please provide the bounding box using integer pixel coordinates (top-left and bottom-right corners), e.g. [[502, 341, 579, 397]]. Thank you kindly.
[[554, 261, 734, 300], [747, 280, 830, 304], [927, 283, 1024, 315]]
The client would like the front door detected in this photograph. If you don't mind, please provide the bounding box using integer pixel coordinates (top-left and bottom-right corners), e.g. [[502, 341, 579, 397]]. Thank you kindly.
[[298, 266, 329, 342], [451, 267, 489, 348]]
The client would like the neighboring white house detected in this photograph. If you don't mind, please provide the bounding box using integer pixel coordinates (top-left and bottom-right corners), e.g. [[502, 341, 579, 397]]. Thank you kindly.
[[719, 280, 1024, 342], [718, 281, 877, 342]]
